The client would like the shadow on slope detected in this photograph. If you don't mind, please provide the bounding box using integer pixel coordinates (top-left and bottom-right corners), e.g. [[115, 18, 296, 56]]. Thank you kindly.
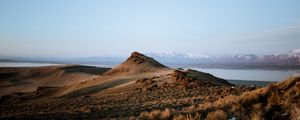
[[62, 78, 132, 98], [61, 65, 110, 75]]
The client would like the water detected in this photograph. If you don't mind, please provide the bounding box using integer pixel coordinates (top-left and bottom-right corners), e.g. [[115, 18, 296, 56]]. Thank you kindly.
[[192, 68, 300, 82], [80, 64, 113, 68], [0, 62, 62, 67]]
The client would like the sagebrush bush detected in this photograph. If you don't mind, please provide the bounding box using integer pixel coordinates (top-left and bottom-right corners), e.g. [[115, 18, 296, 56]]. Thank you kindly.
[[137, 77, 300, 120], [205, 110, 227, 120]]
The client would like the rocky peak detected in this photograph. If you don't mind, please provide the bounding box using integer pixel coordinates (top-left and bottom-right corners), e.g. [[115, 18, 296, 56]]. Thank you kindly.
[[103, 51, 168, 75], [124, 51, 166, 67], [126, 51, 149, 64]]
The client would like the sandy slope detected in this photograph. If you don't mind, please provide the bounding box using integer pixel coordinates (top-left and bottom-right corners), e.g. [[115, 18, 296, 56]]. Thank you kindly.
[[0, 65, 109, 96]]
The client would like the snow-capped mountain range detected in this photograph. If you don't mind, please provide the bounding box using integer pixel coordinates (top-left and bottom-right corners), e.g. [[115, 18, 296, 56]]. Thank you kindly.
[[2, 49, 300, 66], [288, 49, 300, 58], [147, 51, 213, 60], [260, 49, 300, 65], [146, 49, 300, 65]]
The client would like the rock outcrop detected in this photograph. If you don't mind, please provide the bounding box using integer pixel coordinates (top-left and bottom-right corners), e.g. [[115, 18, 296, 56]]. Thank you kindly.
[[103, 51, 168, 75]]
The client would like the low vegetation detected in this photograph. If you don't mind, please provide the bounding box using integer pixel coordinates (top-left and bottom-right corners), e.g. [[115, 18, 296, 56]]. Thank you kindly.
[[137, 77, 300, 120], [1, 52, 299, 119]]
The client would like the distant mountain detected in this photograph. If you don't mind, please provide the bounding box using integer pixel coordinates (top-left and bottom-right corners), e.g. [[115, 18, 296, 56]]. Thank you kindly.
[[1, 49, 300, 66], [0, 56, 125, 67], [217, 54, 258, 64], [147, 49, 300, 65], [288, 48, 300, 57], [146, 52, 214, 64], [147, 51, 213, 60], [146, 52, 258, 64], [259, 49, 300, 65]]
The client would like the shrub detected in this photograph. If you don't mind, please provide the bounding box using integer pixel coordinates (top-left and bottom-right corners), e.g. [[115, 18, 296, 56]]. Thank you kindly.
[[205, 110, 227, 120], [161, 108, 172, 119], [173, 113, 201, 120], [139, 110, 162, 119], [138, 108, 174, 120], [251, 112, 263, 120]]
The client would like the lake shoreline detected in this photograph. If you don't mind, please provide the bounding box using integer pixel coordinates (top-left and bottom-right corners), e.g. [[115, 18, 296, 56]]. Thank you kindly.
[[228, 79, 276, 87]]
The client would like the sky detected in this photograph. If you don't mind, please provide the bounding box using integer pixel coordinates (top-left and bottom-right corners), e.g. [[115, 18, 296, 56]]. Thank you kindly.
[[0, 0, 300, 57]]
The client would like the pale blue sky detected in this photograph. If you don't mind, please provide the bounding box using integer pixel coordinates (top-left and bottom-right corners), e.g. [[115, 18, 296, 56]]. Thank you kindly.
[[0, 0, 300, 57]]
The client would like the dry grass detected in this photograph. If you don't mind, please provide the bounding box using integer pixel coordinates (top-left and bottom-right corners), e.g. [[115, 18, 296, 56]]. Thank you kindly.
[[161, 108, 172, 119], [138, 108, 175, 120], [173, 113, 201, 120], [250, 112, 263, 120], [291, 105, 300, 120], [205, 110, 227, 120], [138, 77, 300, 120], [2, 60, 298, 120]]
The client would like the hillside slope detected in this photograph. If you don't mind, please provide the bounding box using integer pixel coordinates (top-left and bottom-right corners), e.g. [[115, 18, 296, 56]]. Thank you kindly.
[[0, 52, 252, 119], [0, 65, 110, 96], [59, 52, 231, 98], [139, 77, 300, 120]]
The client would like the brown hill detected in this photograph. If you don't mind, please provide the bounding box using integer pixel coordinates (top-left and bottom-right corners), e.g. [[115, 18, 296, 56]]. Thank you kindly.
[[0, 51, 246, 119], [0, 65, 110, 96], [60, 52, 232, 98], [103, 51, 168, 75], [0, 52, 233, 98], [172, 69, 232, 86], [139, 77, 300, 120]]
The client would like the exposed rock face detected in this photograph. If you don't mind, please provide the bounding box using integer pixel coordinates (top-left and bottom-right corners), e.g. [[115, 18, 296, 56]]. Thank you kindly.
[[172, 70, 195, 85], [103, 51, 168, 75], [136, 78, 155, 85], [135, 78, 158, 91], [125, 51, 167, 67], [133, 69, 234, 92], [172, 69, 233, 86], [129, 52, 149, 64]]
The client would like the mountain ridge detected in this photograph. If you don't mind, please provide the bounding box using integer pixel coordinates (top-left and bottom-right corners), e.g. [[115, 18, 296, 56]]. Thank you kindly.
[[146, 48, 300, 65], [1, 49, 300, 67], [1, 51, 299, 119], [103, 51, 168, 75]]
